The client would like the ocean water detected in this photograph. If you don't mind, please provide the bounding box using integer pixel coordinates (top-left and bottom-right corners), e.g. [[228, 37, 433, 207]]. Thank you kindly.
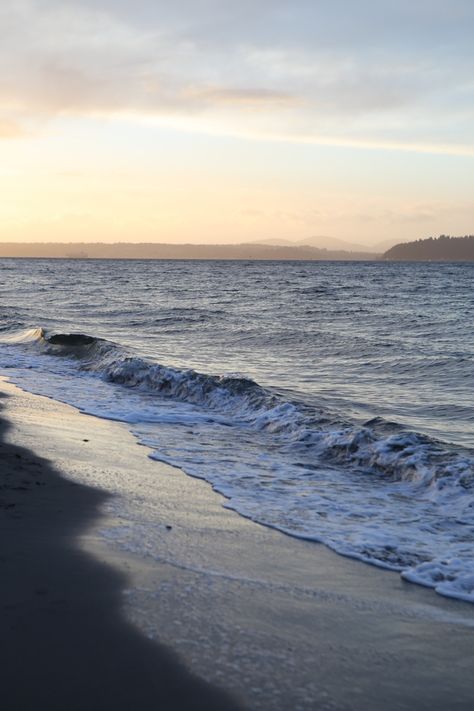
[[0, 258, 473, 601]]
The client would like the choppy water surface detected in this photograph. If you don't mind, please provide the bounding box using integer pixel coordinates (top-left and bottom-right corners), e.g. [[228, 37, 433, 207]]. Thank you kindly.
[[0, 259, 473, 601]]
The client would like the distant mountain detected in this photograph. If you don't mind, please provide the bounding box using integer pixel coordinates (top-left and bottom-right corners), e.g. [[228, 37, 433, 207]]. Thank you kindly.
[[298, 236, 379, 252], [383, 235, 474, 261], [247, 238, 298, 247], [249, 235, 382, 253], [0, 241, 378, 261]]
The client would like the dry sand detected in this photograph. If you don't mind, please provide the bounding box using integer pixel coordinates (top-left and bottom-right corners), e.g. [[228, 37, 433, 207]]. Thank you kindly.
[[1, 378, 473, 711]]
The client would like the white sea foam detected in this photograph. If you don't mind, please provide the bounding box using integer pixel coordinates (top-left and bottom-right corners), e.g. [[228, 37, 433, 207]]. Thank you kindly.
[[1, 326, 473, 602]]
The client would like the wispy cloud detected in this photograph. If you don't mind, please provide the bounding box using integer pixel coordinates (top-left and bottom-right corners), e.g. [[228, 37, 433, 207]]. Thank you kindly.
[[1, 0, 473, 154]]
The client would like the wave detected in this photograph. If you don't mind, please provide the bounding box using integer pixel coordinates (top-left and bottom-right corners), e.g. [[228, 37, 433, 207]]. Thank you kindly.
[[1, 325, 474, 601], [47, 333, 98, 346], [6, 327, 472, 494], [1, 326, 117, 359], [0, 326, 46, 343]]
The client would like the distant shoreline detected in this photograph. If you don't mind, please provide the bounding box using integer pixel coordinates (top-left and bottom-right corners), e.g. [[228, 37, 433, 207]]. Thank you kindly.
[[1, 234, 472, 260], [1, 255, 381, 261], [1, 255, 473, 263], [0, 242, 378, 261]]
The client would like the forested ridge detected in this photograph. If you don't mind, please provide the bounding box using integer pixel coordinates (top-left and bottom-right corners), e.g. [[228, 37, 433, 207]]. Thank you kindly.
[[384, 235, 474, 261]]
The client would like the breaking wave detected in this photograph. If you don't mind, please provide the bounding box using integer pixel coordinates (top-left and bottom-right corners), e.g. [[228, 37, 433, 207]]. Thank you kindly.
[[1, 325, 474, 602]]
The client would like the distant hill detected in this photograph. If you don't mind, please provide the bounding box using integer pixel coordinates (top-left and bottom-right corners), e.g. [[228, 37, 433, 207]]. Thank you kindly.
[[383, 235, 474, 261], [0, 242, 378, 261], [298, 235, 378, 252], [249, 235, 382, 253]]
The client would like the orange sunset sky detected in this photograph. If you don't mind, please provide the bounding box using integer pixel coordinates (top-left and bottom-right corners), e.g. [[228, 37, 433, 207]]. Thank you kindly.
[[1, 0, 473, 246]]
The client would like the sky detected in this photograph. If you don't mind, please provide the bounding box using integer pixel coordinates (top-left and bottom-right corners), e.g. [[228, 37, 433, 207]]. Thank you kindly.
[[0, 0, 473, 246]]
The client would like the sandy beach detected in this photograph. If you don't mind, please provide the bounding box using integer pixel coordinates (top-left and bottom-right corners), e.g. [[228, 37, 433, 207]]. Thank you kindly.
[[1, 377, 473, 711]]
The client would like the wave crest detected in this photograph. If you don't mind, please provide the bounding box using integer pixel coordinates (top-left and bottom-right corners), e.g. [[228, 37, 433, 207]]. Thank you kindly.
[[3, 326, 473, 499]]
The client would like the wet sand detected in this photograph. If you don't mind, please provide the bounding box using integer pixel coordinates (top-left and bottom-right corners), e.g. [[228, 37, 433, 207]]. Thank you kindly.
[[0, 384, 241, 711], [1, 377, 473, 710]]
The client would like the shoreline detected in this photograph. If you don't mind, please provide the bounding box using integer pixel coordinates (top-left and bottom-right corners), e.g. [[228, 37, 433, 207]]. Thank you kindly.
[[0, 379, 241, 711], [1, 377, 474, 710]]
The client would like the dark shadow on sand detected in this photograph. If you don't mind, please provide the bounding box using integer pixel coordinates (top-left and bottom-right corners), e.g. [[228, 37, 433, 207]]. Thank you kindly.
[[0, 392, 242, 711]]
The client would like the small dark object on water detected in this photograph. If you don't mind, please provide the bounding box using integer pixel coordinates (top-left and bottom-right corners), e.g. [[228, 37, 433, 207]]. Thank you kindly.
[[166, 525, 172, 531], [83, 439, 89, 442]]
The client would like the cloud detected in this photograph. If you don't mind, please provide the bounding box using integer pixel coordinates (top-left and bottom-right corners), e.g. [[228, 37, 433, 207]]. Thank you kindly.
[[345, 199, 474, 228], [0, 0, 473, 154], [181, 86, 301, 111]]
